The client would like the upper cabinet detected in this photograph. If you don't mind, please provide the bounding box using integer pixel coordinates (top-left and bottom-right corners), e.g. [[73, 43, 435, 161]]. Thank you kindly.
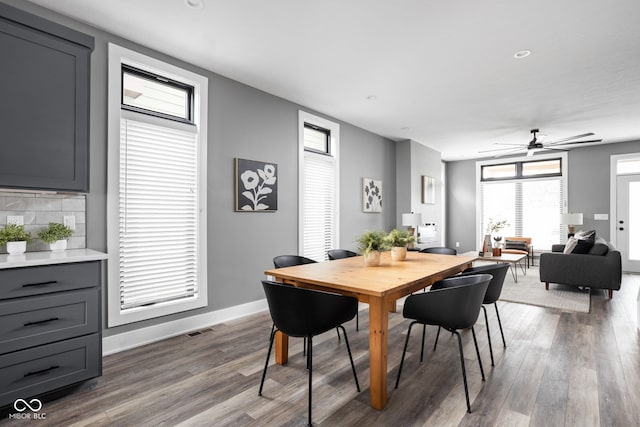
[[0, 3, 94, 192]]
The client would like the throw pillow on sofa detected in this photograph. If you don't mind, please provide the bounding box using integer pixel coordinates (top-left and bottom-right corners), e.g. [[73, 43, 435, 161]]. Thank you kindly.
[[504, 240, 528, 251], [563, 237, 578, 253]]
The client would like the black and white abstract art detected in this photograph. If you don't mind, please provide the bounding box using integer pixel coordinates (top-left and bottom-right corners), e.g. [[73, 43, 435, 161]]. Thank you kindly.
[[362, 177, 382, 212], [235, 158, 278, 212]]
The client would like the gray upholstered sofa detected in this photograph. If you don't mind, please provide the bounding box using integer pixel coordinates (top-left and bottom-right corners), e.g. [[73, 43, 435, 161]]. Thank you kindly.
[[539, 239, 622, 299]]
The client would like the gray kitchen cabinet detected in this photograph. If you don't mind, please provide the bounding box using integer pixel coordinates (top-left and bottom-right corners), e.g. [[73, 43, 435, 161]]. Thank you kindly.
[[0, 3, 94, 192], [0, 258, 103, 410]]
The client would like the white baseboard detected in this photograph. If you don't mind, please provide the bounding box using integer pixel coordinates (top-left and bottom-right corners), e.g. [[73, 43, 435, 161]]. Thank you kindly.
[[102, 299, 268, 355]]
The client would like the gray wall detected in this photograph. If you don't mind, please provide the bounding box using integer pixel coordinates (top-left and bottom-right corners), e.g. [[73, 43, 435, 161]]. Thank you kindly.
[[396, 140, 443, 244], [445, 159, 477, 253], [5, 0, 396, 336], [446, 141, 640, 253]]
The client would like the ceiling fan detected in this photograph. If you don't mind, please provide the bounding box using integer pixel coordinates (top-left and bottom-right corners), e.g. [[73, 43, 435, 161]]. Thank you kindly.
[[480, 129, 603, 157]]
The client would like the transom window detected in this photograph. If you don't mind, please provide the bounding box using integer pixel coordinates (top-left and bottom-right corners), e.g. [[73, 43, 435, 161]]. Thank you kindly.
[[303, 123, 331, 154], [122, 64, 194, 123], [482, 158, 562, 181]]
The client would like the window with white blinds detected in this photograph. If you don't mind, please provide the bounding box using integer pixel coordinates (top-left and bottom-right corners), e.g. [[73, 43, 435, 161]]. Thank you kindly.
[[107, 44, 208, 327], [299, 111, 339, 262], [119, 118, 198, 310], [477, 153, 567, 251]]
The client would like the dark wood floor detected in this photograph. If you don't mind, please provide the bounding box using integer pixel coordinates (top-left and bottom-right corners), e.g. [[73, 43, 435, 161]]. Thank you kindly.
[[3, 274, 639, 427]]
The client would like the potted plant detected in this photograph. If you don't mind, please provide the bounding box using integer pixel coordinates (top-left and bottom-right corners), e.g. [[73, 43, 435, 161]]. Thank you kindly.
[[356, 230, 389, 266], [486, 218, 509, 248], [0, 223, 33, 254], [38, 222, 73, 251], [385, 228, 415, 261]]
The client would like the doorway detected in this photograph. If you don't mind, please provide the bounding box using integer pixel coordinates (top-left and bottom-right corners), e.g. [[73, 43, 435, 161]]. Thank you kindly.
[[616, 174, 640, 272], [611, 153, 640, 273]]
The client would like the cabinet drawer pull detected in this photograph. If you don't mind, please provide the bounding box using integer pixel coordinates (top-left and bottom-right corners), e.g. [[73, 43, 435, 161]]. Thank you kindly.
[[24, 317, 60, 327], [24, 365, 60, 378], [22, 280, 58, 288]]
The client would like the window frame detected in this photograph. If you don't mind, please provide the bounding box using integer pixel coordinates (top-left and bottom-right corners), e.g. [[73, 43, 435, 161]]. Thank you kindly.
[[121, 64, 194, 124], [481, 158, 562, 182], [107, 43, 208, 327], [298, 111, 340, 260], [476, 152, 569, 250]]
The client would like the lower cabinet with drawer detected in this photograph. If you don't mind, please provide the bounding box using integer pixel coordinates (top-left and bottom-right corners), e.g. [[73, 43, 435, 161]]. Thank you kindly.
[[0, 260, 102, 409]]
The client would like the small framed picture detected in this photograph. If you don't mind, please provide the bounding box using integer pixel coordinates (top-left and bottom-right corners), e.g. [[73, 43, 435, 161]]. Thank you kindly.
[[422, 175, 435, 204], [235, 158, 278, 212], [362, 178, 382, 212]]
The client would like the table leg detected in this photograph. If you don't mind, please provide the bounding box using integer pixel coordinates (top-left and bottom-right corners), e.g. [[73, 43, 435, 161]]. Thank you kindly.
[[275, 331, 289, 365], [369, 296, 389, 409]]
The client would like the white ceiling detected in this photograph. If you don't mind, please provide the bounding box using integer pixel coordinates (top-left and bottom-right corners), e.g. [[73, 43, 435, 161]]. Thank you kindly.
[[26, 0, 640, 160]]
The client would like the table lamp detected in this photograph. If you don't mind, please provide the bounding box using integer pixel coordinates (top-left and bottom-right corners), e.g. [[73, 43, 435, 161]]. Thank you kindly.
[[560, 213, 583, 235]]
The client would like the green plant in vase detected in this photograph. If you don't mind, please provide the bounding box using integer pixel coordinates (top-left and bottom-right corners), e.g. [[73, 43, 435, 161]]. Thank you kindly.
[[356, 230, 389, 266], [38, 222, 73, 251], [385, 228, 415, 261], [0, 223, 33, 254]]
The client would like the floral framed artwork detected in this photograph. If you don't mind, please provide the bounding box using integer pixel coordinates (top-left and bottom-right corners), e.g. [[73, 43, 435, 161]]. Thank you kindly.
[[235, 158, 278, 212], [362, 177, 382, 212]]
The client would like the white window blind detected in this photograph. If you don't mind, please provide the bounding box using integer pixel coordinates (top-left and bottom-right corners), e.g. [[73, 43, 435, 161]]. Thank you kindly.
[[119, 118, 199, 310], [302, 150, 336, 261], [480, 177, 563, 250]]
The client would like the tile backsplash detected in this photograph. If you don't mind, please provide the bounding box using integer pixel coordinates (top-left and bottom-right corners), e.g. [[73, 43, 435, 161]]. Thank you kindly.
[[0, 191, 86, 253]]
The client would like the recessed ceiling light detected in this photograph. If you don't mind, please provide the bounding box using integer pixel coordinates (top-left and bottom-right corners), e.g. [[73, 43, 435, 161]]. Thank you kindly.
[[185, 0, 204, 9], [366, 95, 377, 100], [513, 49, 532, 59]]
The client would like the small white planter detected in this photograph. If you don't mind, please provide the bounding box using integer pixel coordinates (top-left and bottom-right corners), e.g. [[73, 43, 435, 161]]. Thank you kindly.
[[391, 246, 407, 261], [49, 239, 68, 251], [6, 241, 27, 255], [363, 251, 381, 267]]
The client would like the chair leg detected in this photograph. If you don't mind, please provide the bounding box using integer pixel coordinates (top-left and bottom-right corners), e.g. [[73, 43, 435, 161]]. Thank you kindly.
[[453, 330, 472, 413], [471, 326, 485, 381], [307, 335, 313, 426], [494, 302, 506, 348], [338, 325, 360, 392], [395, 321, 417, 389], [336, 327, 341, 342], [482, 305, 494, 367], [420, 324, 426, 363], [259, 328, 276, 396], [433, 325, 442, 351]]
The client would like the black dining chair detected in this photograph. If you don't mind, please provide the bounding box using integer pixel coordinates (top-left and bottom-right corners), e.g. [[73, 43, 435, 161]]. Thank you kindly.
[[327, 249, 360, 330], [419, 246, 457, 255], [259, 280, 360, 426], [271, 255, 341, 354], [395, 274, 492, 413], [458, 263, 510, 366], [273, 255, 317, 268], [327, 249, 358, 260]]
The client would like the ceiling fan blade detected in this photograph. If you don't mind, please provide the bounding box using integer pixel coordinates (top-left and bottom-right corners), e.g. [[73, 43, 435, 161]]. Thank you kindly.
[[492, 143, 528, 147], [478, 146, 526, 153], [546, 138, 603, 147], [542, 147, 569, 152], [491, 147, 529, 158], [544, 133, 594, 145]]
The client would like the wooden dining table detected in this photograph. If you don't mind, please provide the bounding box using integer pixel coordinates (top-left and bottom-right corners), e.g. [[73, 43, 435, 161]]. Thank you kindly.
[[264, 250, 475, 410]]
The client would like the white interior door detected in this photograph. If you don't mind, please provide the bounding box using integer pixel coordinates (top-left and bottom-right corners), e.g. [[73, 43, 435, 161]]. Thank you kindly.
[[616, 174, 640, 272]]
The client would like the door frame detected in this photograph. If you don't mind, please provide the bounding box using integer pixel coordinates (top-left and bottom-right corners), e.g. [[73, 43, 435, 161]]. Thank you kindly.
[[610, 153, 640, 268]]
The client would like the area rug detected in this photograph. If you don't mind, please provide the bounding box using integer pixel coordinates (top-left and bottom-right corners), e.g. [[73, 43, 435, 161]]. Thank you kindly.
[[485, 264, 591, 313]]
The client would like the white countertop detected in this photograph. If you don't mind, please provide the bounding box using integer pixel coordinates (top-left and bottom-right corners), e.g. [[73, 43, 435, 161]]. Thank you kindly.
[[0, 249, 108, 269]]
